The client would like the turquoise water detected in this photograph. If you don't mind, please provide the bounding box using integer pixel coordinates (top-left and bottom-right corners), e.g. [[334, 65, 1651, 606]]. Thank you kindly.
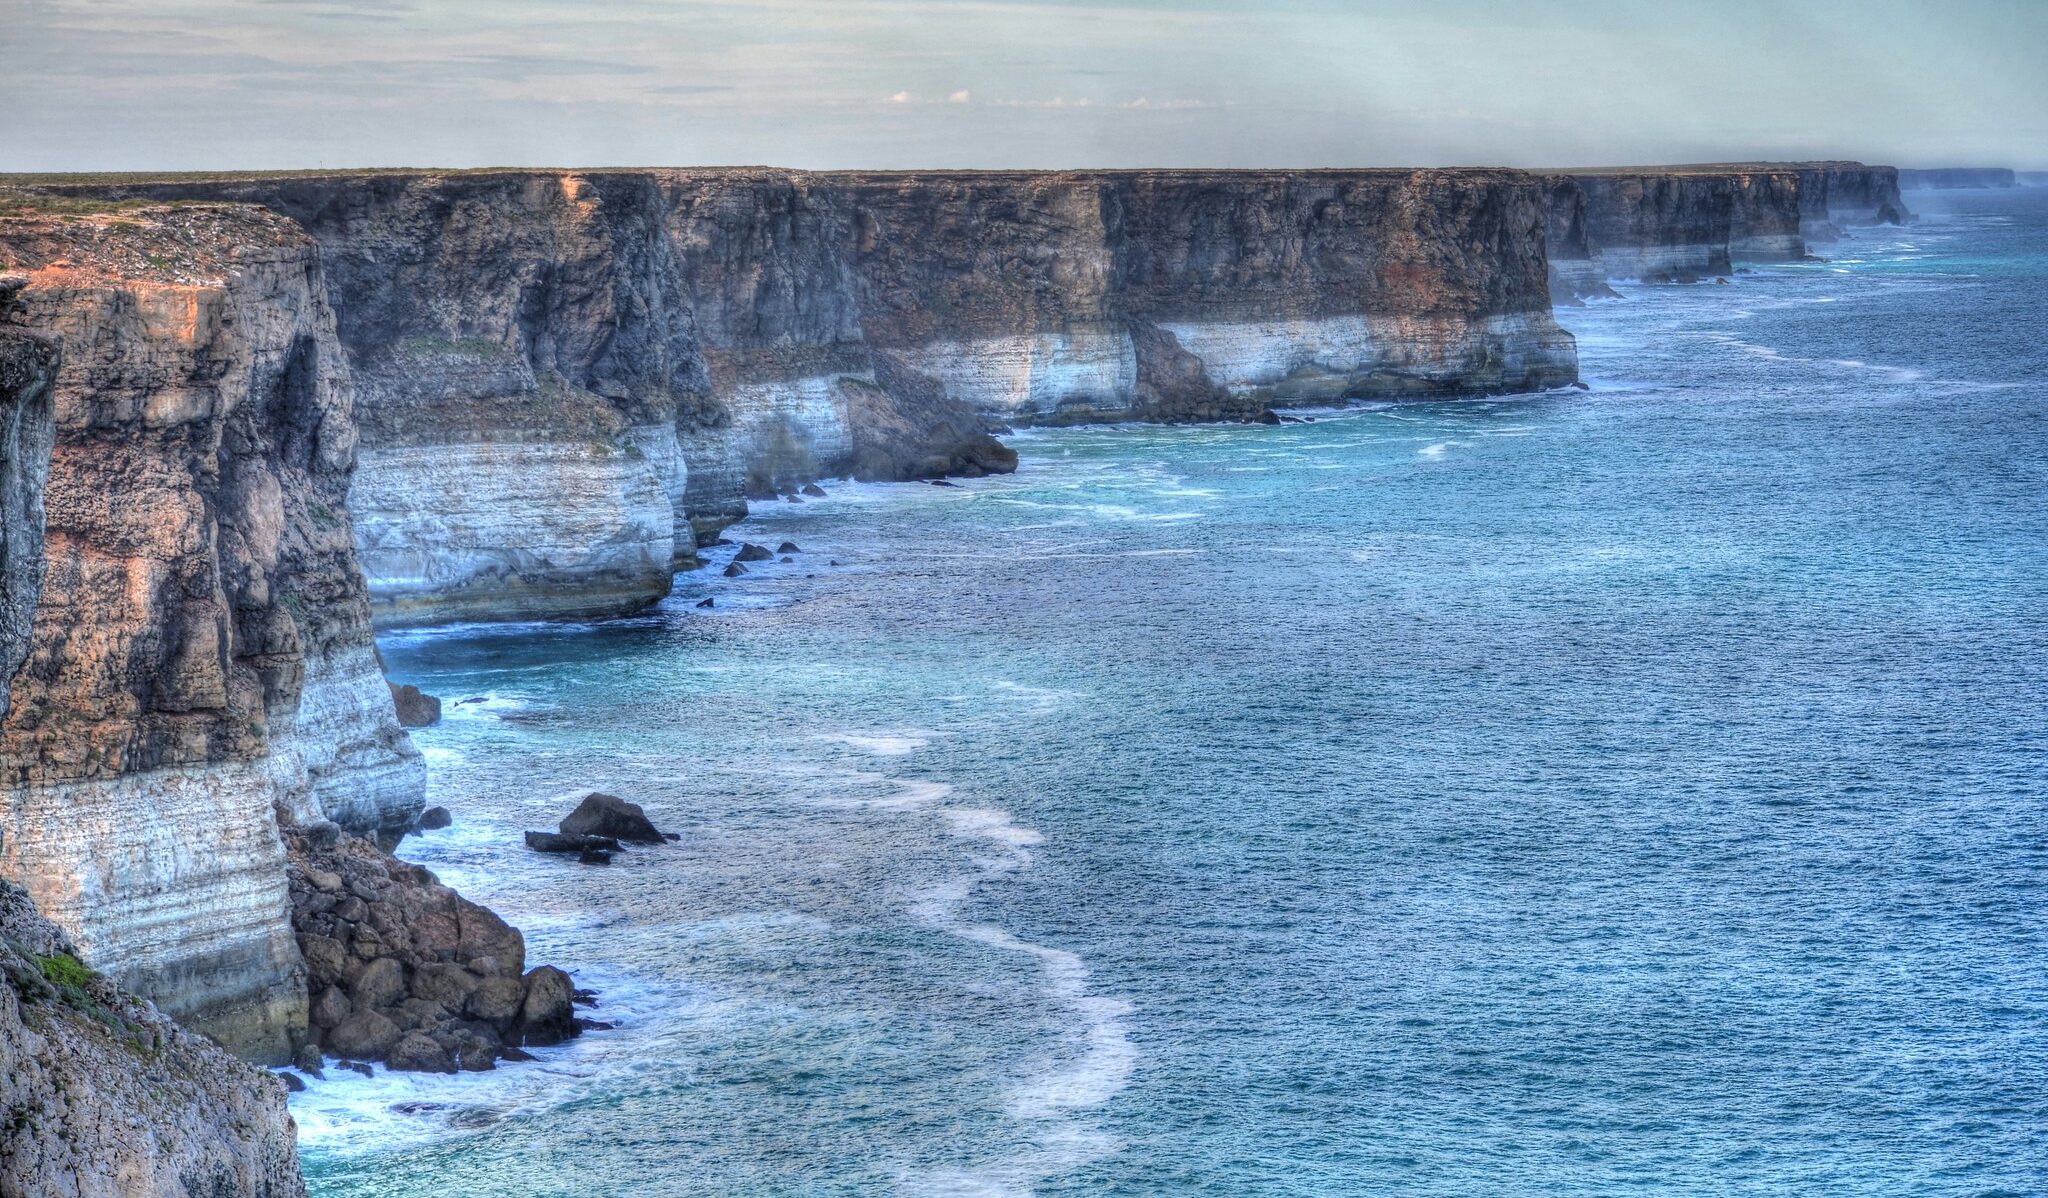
[[298, 189, 2048, 1197]]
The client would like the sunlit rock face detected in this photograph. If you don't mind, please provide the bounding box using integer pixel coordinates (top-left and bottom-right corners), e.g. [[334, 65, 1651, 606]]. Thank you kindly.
[[1106, 170, 1578, 406], [0, 205, 422, 1061]]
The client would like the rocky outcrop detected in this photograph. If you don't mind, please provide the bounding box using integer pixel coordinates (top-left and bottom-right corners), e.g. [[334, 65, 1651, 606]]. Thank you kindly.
[[0, 880, 304, 1197], [0, 278, 56, 715], [1543, 163, 1909, 301], [286, 823, 580, 1072], [37, 168, 1578, 623], [0, 205, 424, 1060], [1898, 168, 2016, 190]]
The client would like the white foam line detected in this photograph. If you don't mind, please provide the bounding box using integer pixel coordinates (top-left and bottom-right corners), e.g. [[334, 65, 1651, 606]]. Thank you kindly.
[[813, 732, 931, 757]]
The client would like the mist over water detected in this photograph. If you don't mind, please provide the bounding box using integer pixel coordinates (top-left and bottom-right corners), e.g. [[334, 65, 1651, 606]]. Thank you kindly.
[[300, 189, 2048, 1196]]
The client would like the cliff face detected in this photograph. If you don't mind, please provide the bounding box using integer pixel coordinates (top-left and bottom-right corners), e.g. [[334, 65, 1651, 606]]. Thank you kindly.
[[669, 168, 1576, 434], [1791, 162, 1910, 242], [0, 880, 305, 1197], [46, 168, 1574, 623], [0, 279, 56, 715], [0, 205, 424, 1060], [1544, 163, 1909, 301], [154, 174, 710, 628]]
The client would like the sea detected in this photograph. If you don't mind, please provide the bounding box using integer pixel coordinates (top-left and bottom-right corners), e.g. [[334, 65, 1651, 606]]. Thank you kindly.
[[292, 187, 2048, 1197]]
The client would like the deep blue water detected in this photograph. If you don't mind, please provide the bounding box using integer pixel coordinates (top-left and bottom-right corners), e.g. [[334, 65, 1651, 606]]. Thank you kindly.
[[297, 188, 2047, 1196]]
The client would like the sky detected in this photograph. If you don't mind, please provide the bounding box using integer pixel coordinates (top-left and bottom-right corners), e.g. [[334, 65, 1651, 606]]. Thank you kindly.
[[3, 0, 2044, 172]]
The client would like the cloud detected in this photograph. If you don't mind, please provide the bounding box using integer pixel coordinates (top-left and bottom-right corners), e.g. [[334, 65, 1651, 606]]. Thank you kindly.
[[949, 89, 972, 103], [886, 90, 914, 103]]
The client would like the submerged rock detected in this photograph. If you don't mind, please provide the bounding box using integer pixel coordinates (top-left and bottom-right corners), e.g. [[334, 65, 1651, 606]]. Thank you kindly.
[[416, 806, 453, 831], [723, 562, 748, 577], [696, 597, 715, 608], [778, 541, 802, 554], [558, 792, 669, 844], [524, 831, 622, 855], [801, 483, 827, 498], [735, 542, 775, 563]]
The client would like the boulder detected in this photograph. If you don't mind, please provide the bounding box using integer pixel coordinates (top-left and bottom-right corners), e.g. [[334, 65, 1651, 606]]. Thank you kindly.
[[524, 830, 622, 854], [578, 849, 613, 865], [695, 597, 714, 608], [466, 976, 526, 1025], [395, 997, 451, 1031], [276, 1071, 306, 1093], [777, 541, 801, 554], [801, 484, 826, 498], [558, 792, 668, 844], [293, 1044, 326, 1077], [412, 962, 480, 1009], [387, 1033, 456, 1074], [722, 562, 747, 577], [416, 806, 452, 831], [350, 957, 407, 1011], [734, 542, 774, 563], [389, 682, 442, 727], [327, 1010, 402, 1060], [310, 985, 352, 1029], [519, 966, 578, 1047]]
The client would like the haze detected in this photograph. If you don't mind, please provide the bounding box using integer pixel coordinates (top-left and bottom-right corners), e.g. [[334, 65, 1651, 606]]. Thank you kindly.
[[4, 0, 2043, 172]]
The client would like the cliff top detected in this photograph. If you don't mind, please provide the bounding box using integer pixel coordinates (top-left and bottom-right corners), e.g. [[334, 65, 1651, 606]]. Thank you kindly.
[[0, 202, 313, 289], [1549, 161, 1884, 177]]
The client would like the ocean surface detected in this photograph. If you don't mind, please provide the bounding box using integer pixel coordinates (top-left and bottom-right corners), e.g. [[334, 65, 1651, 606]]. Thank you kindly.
[[296, 188, 2048, 1197]]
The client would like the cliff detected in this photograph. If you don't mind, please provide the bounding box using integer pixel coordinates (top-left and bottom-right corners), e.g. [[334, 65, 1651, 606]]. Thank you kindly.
[[1542, 162, 1908, 302], [0, 203, 424, 1060], [1898, 167, 2017, 190], [23, 168, 1576, 623], [0, 880, 304, 1197], [0, 279, 56, 715]]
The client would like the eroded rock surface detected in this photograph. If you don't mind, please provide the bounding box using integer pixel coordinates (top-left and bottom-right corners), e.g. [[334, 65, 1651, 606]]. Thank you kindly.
[[0, 205, 424, 1059], [0, 880, 305, 1198]]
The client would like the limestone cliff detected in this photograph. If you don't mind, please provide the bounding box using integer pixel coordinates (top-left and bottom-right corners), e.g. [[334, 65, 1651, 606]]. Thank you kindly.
[[1543, 163, 1909, 301], [36, 168, 1577, 623], [0, 204, 424, 1060], [0, 278, 56, 715], [152, 173, 710, 628], [0, 880, 304, 1197]]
